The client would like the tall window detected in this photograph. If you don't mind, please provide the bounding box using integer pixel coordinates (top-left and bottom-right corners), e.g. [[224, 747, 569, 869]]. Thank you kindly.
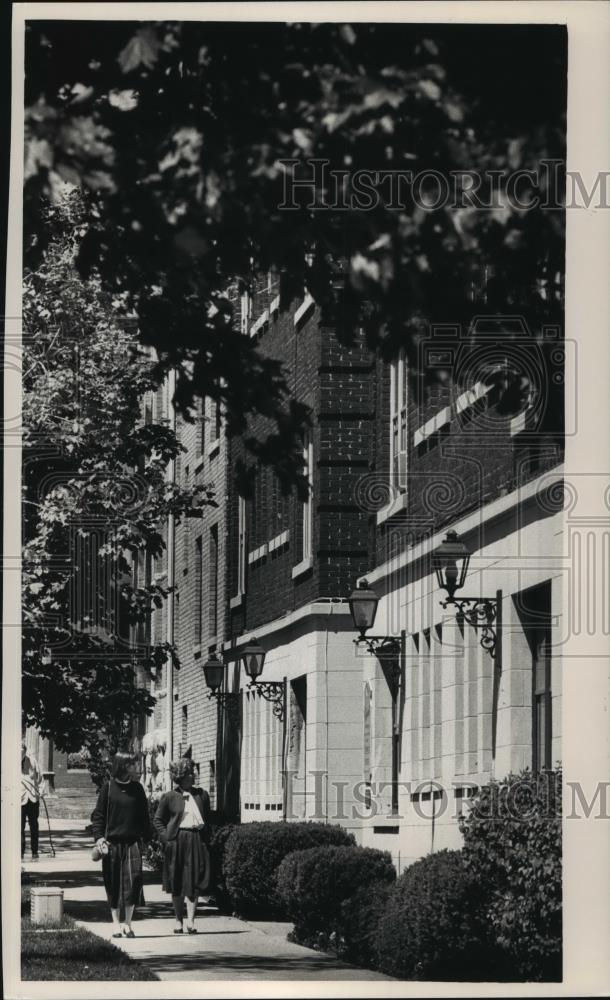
[[144, 393, 153, 426], [237, 496, 247, 596], [517, 581, 553, 772], [533, 637, 552, 770], [198, 398, 205, 457], [174, 589, 180, 644], [194, 537, 203, 644], [529, 583, 552, 771], [214, 399, 222, 442], [363, 682, 372, 812], [209, 760, 216, 808], [134, 549, 152, 648], [302, 429, 314, 561], [240, 291, 252, 335], [390, 348, 408, 491], [209, 524, 219, 638], [181, 705, 188, 748], [154, 382, 165, 423]]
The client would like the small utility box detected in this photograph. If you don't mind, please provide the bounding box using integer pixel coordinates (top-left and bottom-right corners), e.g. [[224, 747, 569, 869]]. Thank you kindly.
[[31, 886, 64, 924]]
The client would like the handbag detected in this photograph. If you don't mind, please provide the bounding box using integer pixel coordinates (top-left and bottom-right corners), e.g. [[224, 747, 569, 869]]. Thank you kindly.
[[91, 782, 110, 861]]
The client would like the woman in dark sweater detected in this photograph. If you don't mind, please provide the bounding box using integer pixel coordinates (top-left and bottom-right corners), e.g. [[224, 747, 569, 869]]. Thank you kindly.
[[91, 751, 152, 938], [154, 756, 211, 934]]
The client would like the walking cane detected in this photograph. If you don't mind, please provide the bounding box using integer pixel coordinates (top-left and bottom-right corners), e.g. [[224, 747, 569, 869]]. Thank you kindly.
[[40, 793, 56, 857]]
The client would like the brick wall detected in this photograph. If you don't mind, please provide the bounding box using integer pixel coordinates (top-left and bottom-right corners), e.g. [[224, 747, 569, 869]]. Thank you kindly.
[[227, 293, 377, 640], [170, 398, 228, 808], [373, 320, 565, 567]]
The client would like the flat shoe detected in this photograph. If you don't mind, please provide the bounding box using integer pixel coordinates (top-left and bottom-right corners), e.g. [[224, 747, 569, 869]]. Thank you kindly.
[[173, 927, 184, 934], [186, 926, 198, 934], [111, 931, 123, 939], [123, 928, 135, 938]]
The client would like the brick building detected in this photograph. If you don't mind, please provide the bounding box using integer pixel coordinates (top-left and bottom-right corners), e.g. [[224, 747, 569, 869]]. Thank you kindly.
[[220, 276, 377, 832], [139, 370, 229, 813], [143, 272, 565, 869], [357, 312, 565, 868]]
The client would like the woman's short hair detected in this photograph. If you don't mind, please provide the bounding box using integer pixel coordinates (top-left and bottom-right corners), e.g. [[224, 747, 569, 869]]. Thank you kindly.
[[169, 757, 196, 784], [112, 751, 139, 780]]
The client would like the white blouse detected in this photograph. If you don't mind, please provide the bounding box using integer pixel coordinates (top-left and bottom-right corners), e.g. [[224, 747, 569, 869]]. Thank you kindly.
[[179, 791, 205, 830]]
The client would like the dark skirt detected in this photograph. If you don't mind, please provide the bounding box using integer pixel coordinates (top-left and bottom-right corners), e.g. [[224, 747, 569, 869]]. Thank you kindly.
[[102, 841, 144, 916], [162, 829, 211, 899]]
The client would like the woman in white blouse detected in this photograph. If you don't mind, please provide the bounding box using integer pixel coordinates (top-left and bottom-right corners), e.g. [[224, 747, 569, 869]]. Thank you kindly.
[[153, 756, 212, 934]]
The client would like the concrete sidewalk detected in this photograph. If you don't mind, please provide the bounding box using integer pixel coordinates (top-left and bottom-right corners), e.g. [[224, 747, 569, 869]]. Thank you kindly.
[[22, 822, 393, 981]]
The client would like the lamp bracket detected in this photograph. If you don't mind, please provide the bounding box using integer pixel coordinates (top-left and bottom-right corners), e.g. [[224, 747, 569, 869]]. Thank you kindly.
[[248, 680, 285, 722], [354, 635, 403, 694], [355, 635, 401, 658], [207, 690, 240, 726], [441, 596, 498, 659]]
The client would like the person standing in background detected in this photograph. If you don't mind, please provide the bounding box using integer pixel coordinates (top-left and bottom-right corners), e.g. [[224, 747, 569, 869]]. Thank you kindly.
[[21, 738, 44, 861]]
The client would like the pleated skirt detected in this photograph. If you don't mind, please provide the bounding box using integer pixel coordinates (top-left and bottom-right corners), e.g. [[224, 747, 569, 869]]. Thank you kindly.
[[162, 829, 211, 899], [102, 841, 144, 915]]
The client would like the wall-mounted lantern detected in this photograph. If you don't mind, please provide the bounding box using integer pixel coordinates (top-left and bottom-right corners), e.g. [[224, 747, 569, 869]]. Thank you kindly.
[[203, 652, 240, 725], [433, 530, 500, 660], [203, 638, 286, 723]]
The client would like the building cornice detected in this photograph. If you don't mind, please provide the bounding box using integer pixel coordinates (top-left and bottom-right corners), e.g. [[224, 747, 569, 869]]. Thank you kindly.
[[222, 598, 350, 653], [363, 464, 564, 589], [221, 466, 563, 652]]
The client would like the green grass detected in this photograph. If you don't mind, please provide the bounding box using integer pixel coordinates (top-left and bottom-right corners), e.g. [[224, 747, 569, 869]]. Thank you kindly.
[[21, 914, 158, 981]]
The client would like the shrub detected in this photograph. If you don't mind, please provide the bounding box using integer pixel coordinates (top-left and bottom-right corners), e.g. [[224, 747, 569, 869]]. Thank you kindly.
[[142, 796, 164, 872], [459, 766, 562, 981], [276, 844, 395, 944], [339, 881, 393, 969], [209, 823, 239, 911], [223, 821, 355, 918], [375, 849, 498, 980]]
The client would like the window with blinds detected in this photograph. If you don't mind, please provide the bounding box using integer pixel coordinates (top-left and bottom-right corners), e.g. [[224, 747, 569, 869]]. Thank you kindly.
[[242, 689, 284, 817]]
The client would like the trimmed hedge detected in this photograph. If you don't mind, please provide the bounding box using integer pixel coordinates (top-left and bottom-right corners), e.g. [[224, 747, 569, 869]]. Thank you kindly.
[[339, 881, 393, 969], [276, 844, 396, 944], [459, 767, 562, 981], [375, 849, 500, 981], [223, 821, 355, 918], [209, 823, 238, 911]]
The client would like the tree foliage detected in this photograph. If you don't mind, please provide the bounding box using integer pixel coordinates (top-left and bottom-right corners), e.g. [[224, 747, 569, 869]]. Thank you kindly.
[[24, 20, 566, 477], [22, 202, 214, 754]]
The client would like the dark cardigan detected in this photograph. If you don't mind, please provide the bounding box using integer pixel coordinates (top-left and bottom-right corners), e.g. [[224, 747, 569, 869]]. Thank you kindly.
[[153, 787, 211, 845], [91, 779, 152, 844]]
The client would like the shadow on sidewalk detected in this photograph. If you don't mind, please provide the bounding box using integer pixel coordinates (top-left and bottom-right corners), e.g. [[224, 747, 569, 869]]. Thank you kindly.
[[65, 895, 225, 924], [39, 829, 93, 853], [24, 869, 105, 890], [139, 951, 377, 977], [103, 930, 250, 939]]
